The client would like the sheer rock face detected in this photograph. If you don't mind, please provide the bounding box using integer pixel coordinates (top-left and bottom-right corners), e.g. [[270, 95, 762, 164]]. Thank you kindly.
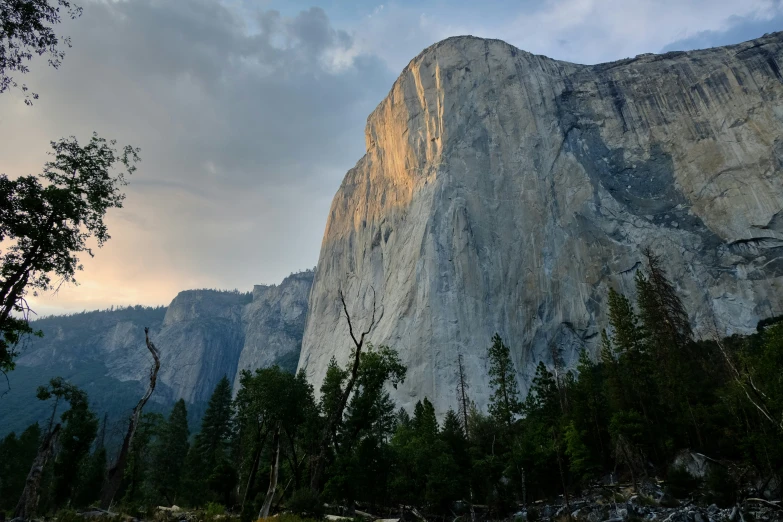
[[144, 270, 314, 403], [298, 33, 783, 416], [232, 272, 314, 392], [16, 271, 314, 405]]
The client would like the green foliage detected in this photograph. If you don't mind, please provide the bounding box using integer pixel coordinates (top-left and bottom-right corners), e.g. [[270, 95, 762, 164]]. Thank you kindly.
[[234, 365, 318, 514], [0, 0, 83, 102], [6, 253, 783, 515], [52, 395, 98, 507], [0, 133, 139, 372], [150, 399, 190, 505], [704, 466, 736, 508], [487, 333, 522, 427], [563, 421, 594, 483], [118, 412, 164, 507], [0, 422, 41, 511], [184, 376, 235, 506], [665, 465, 701, 499], [204, 502, 225, 517], [74, 447, 106, 508], [287, 488, 324, 518], [325, 344, 406, 508]]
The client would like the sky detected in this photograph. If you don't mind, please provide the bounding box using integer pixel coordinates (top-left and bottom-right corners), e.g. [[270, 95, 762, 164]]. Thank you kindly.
[[1, 0, 781, 316]]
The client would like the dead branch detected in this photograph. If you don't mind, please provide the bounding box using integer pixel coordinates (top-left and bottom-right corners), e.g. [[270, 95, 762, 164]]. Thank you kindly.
[[711, 320, 783, 433], [310, 287, 377, 492], [99, 327, 161, 509], [744, 498, 782, 511], [259, 421, 282, 518], [14, 424, 62, 520]]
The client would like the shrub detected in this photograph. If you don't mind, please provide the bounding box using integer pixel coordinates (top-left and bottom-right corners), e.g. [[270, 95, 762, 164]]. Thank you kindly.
[[704, 466, 737, 508], [205, 502, 226, 519], [286, 488, 324, 518], [665, 465, 701, 499]]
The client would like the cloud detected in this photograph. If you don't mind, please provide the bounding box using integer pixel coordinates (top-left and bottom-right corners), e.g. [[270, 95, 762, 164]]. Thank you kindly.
[[0, 0, 395, 313], [347, 0, 781, 68], [1, 0, 779, 315], [661, 8, 783, 52]]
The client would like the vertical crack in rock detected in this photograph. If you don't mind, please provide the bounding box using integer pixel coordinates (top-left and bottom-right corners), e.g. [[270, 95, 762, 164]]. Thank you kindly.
[[300, 33, 783, 417]]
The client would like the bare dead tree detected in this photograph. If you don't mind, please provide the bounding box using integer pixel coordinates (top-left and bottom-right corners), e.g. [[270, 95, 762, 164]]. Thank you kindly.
[[455, 353, 478, 521], [456, 352, 471, 437], [97, 412, 108, 451], [259, 421, 282, 518], [712, 321, 783, 433], [14, 424, 61, 520], [99, 327, 161, 510], [310, 288, 377, 492]]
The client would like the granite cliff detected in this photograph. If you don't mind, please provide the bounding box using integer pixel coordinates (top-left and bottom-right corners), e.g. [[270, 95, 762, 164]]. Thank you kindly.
[[1, 270, 313, 437], [298, 32, 783, 416]]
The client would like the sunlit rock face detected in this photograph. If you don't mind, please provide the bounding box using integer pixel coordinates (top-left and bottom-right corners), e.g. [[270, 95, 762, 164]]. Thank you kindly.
[[298, 33, 783, 416]]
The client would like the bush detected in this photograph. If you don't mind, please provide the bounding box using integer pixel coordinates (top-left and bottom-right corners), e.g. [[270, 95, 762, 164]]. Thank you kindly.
[[53, 509, 87, 522], [704, 466, 737, 508], [205, 502, 226, 519], [286, 488, 324, 518], [665, 465, 701, 499]]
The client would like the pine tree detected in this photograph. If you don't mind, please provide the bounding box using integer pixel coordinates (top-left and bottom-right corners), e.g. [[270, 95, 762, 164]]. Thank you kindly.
[[151, 399, 190, 505], [639, 248, 692, 348], [607, 288, 643, 355], [74, 447, 107, 508], [635, 249, 701, 450], [0, 423, 41, 511], [52, 396, 98, 508], [413, 398, 439, 441], [187, 376, 235, 505], [195, 377, 234, 469], [440, 409, 470, 497], [487, 334, 522, 427], [320, 357, 347, 434], [606, 287, 656, 418]]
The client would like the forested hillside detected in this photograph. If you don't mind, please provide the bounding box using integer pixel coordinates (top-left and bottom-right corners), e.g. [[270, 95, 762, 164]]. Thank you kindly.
[[2, 252, 780, 520]]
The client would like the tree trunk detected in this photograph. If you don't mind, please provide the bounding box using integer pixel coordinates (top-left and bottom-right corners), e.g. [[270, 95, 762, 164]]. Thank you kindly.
[[241, 424, 268, 512], [15, 424, 61, 520], [99, 327, 160, 510], [310, 289, 376, 492], [259, 423, 282, 518], [554, 431, 571, 521], [457, 353, 470, 437]]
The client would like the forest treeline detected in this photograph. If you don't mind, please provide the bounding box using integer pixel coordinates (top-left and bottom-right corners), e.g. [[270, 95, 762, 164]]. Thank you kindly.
[[2, 250, 781, 520]]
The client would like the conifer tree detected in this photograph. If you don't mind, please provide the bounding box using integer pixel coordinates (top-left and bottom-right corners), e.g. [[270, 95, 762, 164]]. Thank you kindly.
[[635, 250, 699, 447], [319, 357, 347, 443], [187, 376, 235, 505], [74, 446, 107, 508], [638, 248, 692, 348], [52, 396, 98, 508], [607, 288, 643, 355], [151, 399, 190, 505], [440, 409, 470, 496], [196, 376, 234, 468], [606, 287, 655, 418], [487, 334, 522, 427], [0, 423, 41, 512]]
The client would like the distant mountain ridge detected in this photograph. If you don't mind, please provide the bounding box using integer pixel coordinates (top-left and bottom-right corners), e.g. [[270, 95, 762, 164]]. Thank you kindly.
[[0, 270, 314, 438]]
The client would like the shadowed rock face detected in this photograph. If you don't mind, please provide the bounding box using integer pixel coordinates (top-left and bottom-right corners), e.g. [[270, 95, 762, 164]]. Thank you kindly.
[[298, 33, 783, 417], [14, 271, 314, 406]]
